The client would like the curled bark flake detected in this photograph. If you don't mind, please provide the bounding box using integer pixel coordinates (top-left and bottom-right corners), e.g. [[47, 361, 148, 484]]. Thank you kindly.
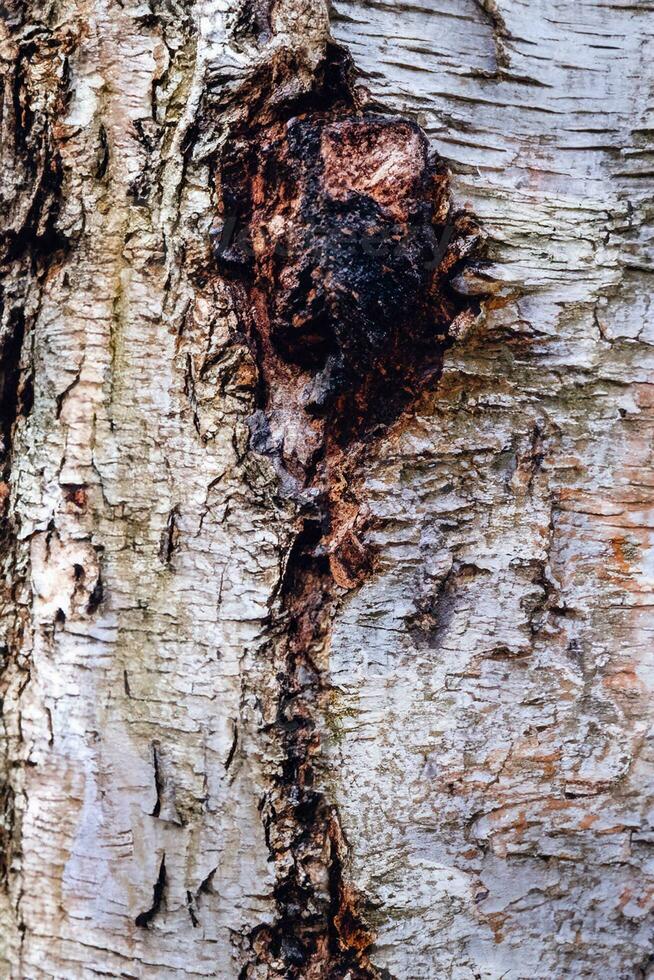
[[134, 855, 167, 928]]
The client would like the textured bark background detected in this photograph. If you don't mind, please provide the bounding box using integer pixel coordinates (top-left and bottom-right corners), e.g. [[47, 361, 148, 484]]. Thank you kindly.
[[1, 0, 653, 978]]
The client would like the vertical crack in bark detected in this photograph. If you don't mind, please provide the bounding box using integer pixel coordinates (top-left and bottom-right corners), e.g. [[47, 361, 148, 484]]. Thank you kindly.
[[474, 0, 512, 70], [134, 855, 167, 928], [211, 34, 483, 978], [150, 741, 163, 818]]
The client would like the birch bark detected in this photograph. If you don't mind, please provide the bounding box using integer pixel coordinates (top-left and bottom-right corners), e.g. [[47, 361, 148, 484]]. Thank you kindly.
[[0, 0, 652, 978]]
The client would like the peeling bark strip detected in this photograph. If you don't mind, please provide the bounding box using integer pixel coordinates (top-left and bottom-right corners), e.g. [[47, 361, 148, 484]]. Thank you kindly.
[[213, 32, 481, 978]]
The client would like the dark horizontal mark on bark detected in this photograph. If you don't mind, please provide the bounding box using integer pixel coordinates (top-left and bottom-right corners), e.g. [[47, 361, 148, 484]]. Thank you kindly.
[[212, 215, 456, 272]]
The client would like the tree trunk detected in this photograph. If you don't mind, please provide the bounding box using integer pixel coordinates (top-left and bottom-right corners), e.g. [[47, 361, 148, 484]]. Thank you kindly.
[[1, 0, 653, 977]]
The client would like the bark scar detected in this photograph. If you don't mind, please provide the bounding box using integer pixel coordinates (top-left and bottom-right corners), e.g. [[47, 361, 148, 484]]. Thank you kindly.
[[212, 39, 483, 980]]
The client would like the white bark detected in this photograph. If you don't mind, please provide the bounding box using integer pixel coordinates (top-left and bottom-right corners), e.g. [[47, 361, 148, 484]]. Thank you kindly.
[[0, 0, 653, 977], [329, 2, 654, 977]]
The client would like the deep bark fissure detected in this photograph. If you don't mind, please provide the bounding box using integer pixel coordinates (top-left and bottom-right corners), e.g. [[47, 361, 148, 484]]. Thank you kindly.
[[212, 37, 483, 977], [134, 855, 167, 929]]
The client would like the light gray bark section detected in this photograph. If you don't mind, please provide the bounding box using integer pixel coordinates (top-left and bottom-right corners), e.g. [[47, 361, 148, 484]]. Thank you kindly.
[[328, 1, 654, 977]]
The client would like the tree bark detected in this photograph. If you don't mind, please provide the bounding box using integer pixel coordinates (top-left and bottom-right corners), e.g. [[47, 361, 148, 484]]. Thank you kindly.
[[1, 0, 653, 978]]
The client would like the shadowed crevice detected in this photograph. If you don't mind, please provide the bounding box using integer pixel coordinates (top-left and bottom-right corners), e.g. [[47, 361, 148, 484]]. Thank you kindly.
[[212, 33, 484, 980], [135, 855, 167, 928]]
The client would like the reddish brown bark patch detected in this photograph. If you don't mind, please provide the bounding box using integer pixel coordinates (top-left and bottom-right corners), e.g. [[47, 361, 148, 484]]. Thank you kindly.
[[214, 42, 481, 980], [320, 118, 428, 220], [213, 46, 475, 463]]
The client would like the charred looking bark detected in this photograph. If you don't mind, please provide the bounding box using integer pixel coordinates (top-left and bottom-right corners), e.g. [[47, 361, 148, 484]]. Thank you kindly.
[[214, 41, 480, 979], [213, 45, 476, 454]]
